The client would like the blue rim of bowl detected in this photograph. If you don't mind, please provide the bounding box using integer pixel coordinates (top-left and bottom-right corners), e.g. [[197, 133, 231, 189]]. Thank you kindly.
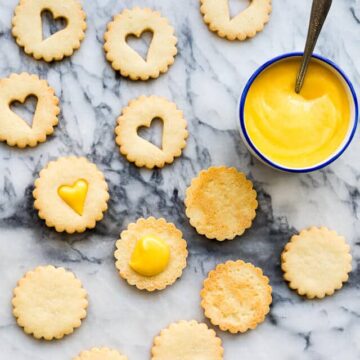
[[239, 52, 359, 173]]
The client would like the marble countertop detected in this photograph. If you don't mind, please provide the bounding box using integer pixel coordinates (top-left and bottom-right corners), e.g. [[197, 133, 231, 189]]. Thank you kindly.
[[1, 0, 360, 359]]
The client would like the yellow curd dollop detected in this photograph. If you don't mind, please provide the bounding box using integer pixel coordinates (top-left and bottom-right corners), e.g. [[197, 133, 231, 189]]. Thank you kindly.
[[244, 58, 350, 168], [129, 235, 170, 277]]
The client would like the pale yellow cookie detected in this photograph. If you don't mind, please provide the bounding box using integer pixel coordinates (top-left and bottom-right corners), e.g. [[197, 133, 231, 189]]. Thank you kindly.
[[0, 73, 59, 148], [114, 217, 188, 291], [12, 0, 86, 62], [13, 265, 88, 340], [33, 156, 109, 233], [115, 96, 188, 169], [151, 320, 223, 360], [201, 260, 272, 333], [104, 7, 177, 80], [200, 0, 272, 41], [185, 167, 258, 241], [74, 347, 128, 360], [281, 227, 352, 299]]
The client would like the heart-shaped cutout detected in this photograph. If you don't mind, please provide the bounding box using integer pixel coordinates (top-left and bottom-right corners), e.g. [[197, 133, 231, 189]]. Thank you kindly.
[[137, 117, 164, 150], [10, 95, 38, 128], [126, 30, 154, 61], [228, 0, 250, 19], [58, 179, 88, 216], [41, 9, 68, 40]]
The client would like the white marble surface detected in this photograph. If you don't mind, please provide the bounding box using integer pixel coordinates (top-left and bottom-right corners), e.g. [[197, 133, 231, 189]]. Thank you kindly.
[[1, 0, 360, 359]]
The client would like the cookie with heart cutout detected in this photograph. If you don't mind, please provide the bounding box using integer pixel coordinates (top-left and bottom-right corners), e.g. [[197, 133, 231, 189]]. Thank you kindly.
[[12, 0, 86, 62], [104, 7, 177, 80], [33, 156, 109, 233], [115, 96, 188, 169], [200, 0, 272, 41], [0, 73, 59, 148]]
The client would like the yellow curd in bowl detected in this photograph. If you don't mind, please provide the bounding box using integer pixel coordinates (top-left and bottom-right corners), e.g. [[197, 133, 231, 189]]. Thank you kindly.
[[244, 58, 351, 169]]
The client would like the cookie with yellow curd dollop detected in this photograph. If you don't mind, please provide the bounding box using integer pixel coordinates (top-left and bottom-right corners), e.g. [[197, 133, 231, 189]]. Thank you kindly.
[[33, 156, 109, 233], [185, 167, 258, 241], [114, 217, 188, 291]]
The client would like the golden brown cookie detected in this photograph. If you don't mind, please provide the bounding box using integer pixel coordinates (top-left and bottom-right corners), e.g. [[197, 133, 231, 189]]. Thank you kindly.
[[200, 0, 272, 41], [33, 156, 109, 233], [185, 167, 258, 241], [0, 73, 59, 147], [201, 260, 272, 333], [115, 96, 188, 169], [13, 265, 88, 340], [74, 347, 128, 360], [104, 7, 177, 80], [282, 227, 352, 299], [114, 217, 188, 291], [151, 320, 223, 360], [12, 0, 86, 62]]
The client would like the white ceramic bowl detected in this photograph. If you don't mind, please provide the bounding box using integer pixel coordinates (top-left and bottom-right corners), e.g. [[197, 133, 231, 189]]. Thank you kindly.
[[238, 52, 358, 173]]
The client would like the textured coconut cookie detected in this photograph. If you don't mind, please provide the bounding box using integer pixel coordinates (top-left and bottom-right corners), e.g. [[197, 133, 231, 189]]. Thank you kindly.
[[185, 167, 258, 241], [0, 73, 59, 147], [151, 320, 223, 360], [74, 347, 128, 360], [33, 156, 109, 233], [12, 0, 86, 61], [200, 0, 272, 41], [13, 265, 88, 340], [115, 96, 188, 169], [104, 7, 177, 80], [282, 227, 352, 299], [201, 260, 272, 333], [115, 217, 188, 291]]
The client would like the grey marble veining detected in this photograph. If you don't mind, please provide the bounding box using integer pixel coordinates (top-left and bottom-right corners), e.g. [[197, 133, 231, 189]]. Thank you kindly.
[[1, 0, 360, 359]]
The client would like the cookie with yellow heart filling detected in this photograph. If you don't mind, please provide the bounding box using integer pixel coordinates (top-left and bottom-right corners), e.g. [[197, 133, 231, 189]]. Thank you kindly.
[[33, 156, 109, 233]]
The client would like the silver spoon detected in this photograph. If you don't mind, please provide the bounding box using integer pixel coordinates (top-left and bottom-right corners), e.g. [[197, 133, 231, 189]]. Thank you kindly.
[[295, 0, 332, 93]]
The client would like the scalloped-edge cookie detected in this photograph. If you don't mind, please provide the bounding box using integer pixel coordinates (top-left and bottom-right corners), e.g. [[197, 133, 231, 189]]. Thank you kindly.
[[200, 0, 272, 41], [104, 7, 177, 80], [115, 96, 188, 169], [0, 73, 59, 148], [12, 0, 86, 62], [33, 156, 109, 233], [185, 167, 258, 241], [281, 226, 352, 299], [115, 217, 188, 291], [12, 265, 88, 340], [151, 320, 223, 360], [201, 260, 272, 333], [73, 347, 128, 360]]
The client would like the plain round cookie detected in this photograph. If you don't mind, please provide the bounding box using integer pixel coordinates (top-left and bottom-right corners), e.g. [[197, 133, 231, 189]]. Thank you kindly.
[[151, 320, 223, 360], [200, 0, 272, 41], [185, 167, 258, 241], [115, 96, 188, 168], [0, 73, 59, 147], [281, 227, 352, 299], [104, 7, 177, 80], [115, 217, 188, 291], [12, 265, 88, 340], [33, 156, 109, 233], [201, 260, 272, 333], [12, 0, 86, 62], [74, 347, 128, 360]]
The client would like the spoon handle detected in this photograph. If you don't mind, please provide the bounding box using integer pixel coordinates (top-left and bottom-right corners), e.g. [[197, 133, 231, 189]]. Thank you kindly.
[[295, 0, 332, 93]]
